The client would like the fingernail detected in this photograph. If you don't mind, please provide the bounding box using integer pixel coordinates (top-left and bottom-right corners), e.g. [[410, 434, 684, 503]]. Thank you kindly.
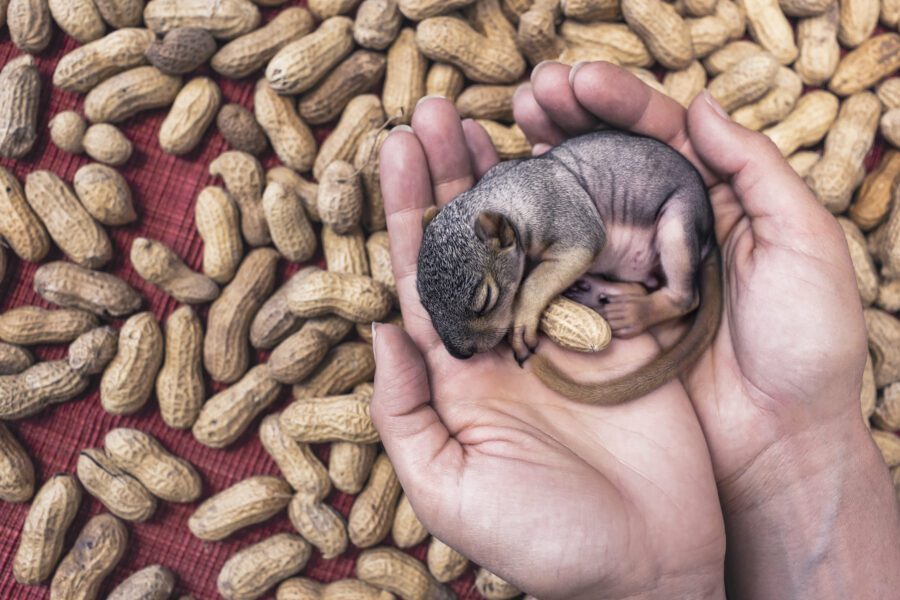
[[702, 90, 731, 121], [513, 81, 532, 100], [568, 61, 588, 86], [532, 60, 556, 79], [371, 321, 380, 344], [415, 95, 443, 109], [532, 143, 552, 156], [390, 124, 413, 135]]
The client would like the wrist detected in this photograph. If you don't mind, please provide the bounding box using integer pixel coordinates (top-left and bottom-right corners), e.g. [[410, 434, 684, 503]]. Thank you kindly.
[[719, 409, 900, 599]]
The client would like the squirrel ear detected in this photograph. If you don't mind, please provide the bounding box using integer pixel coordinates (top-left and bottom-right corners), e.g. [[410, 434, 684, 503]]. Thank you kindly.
[[422, 206, 440, 230], [474, 211, 517, 248]]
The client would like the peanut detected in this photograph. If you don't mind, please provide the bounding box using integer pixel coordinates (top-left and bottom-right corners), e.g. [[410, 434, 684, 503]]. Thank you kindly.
[[259, 413, 331, 500], [68, 326, 118, 375], [762, 90, 840, 156], [279, 578, 395, 600], [93, 0, 143, 28], [779, 0, 835, 15], [82, 123, 133, 166], [7, 0, 52, 53], [76, 448, 157, 522], [707, 52, 779, 112], [829, 34, 900, 96], [663, 61, 707, 108], [0, 360, 88, 420], [517, 0, 565, 66], [131, 237, 220, 303], [310, 0, 361, 19], [355, 0, 403, 50], [277, 578, 323, 599], [366, 231, 397, 301], [157, 306, 205, 429], [73, 163, 137, 226], [457, 85, 518, 121], [702, 40, 764, 75], [349, 453, 402, 547], [268, 166, 321, 222], [212, 7, 314, 79], [0, 55, 40, 159], [204, 248, 279, 383], [883, 110, 900, 148], [426, 63, 466, 102], [33, 261, 142, 318], [732, 66, 803, 130], [269, 328, 331, 384], [254, 78, 318, 172], [0, 342, 34, 375], [13, 474, 82, 585], [476, 120, 532, 159], [146, 27, 218, 75], [357, 547, 452, 600], [877, 78, 900, 109], [250, 268, 315, 350], [293, 341, 375, 399], [805, 92, 880, 213], [218, 104, 268, 157], [864, 308, 900, 387], [84, 66, 182, 124], [107, 566, 176, 600], [101, 312, 164, 415], [416, 17, 526, 84], [50, 513, 128, 600], [838, 0, 879, 47], [329, 442, 377, 494], [325, 226, 370, 275], [400, 0, 475, 19], [280, 386, 378, 443], [561, 0, 621, 20], [393, 493, 429, 548], [218, 534, 311, 600], [288, 494, 348, 559], [839, 218, 879, 306], [264, 182, 317, 262], [476, 569, 521, 599], [189, 476, 292, 541], [427, 538, 469, 583], [315, 95, 386, 180], [0, 307, 98, 346], [0, 423, 34, 503], [862, 352, 876, 422], [104, 427, 203, 503], [739, 0, 797, 63], [872, 429, 900, 467], [621, 0, 693, 69], [267, 16, 355, 95], [884, 0, 900, 26], [383, 28, 428, 125], [300, 51, 387, 125], [144, 0, 261, 40], [560, 21, 654, 67], [193, 365, 283, 447], [49, 110, 87, 154], [48, 0, 105, 43], [794, 4, 840, 86], [160, 77, 222, 155], [356, 129, 390, 232], [210, 150, 270, 247], [787, 150, 821, 177], [558, 45, 621, 65], [318, 161, 366, 234], [194, 186, 244, 284], [850, 150, 900, 230], [0, 166, 49, 262], [53, 28, 156, 93], [287, 269, 392, 323], [25, 171, 112, 269], [878, 188, 900, 278]]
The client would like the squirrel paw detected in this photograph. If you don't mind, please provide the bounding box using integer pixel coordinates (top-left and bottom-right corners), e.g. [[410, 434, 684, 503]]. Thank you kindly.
[[509, 320, 539, 364], [598, 295, 653, 338]]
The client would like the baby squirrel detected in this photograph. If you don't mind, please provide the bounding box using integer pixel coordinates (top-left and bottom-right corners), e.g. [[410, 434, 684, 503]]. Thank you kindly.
[[416, 130, 722, 406]]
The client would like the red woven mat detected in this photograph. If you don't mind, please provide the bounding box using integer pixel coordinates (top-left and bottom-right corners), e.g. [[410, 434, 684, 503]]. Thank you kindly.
[[0, 5, 485, 599]]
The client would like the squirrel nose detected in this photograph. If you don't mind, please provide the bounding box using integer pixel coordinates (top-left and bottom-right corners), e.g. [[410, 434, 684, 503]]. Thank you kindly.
[[446, 345, 474, 360]]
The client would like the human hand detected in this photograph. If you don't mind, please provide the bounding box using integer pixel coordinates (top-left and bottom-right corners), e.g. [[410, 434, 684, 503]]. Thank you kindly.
[[373, 97, 726, 599], [514, 60, 900, 597]]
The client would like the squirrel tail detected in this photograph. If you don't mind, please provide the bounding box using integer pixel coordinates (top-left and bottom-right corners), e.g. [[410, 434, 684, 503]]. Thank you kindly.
[[530, 247, 723, 406]]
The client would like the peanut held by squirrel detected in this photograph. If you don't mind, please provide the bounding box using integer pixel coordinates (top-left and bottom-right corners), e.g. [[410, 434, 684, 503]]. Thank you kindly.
[[417, 130, 722, 405]]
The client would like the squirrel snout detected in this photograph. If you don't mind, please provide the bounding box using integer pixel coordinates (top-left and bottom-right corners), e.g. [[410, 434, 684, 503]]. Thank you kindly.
[[445, 344, 474, 360]]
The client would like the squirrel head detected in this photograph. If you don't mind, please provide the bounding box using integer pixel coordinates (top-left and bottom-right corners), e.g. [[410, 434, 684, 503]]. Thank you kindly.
[[417, 197, 525, 359]]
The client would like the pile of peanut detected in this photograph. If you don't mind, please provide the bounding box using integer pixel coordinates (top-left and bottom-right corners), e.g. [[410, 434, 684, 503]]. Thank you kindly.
[[1, 0, 899, 597]]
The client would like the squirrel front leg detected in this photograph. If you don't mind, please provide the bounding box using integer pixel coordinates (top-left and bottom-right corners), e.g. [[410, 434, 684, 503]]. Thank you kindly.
[[509, 247, 597, 363]]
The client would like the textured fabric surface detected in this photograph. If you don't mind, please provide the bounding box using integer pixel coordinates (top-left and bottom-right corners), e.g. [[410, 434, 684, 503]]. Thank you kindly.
[[0, 5, 485, 599]]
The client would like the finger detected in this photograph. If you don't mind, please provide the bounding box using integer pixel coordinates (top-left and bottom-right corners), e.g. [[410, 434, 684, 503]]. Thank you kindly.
[[569, 61, 716, 186], [686, 91, 835, 240], [379, 130, 443, 349], [513, 83, 567, 147], [411, 96, 476, 207], [461, 119, 500, 179], [371, 323, 462, 508], [530, 61, 598, 134]]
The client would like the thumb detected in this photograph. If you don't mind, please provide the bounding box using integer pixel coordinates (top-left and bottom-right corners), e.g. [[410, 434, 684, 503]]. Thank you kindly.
[[371, 323, 461, 503], [686, 91, 827, 227]]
